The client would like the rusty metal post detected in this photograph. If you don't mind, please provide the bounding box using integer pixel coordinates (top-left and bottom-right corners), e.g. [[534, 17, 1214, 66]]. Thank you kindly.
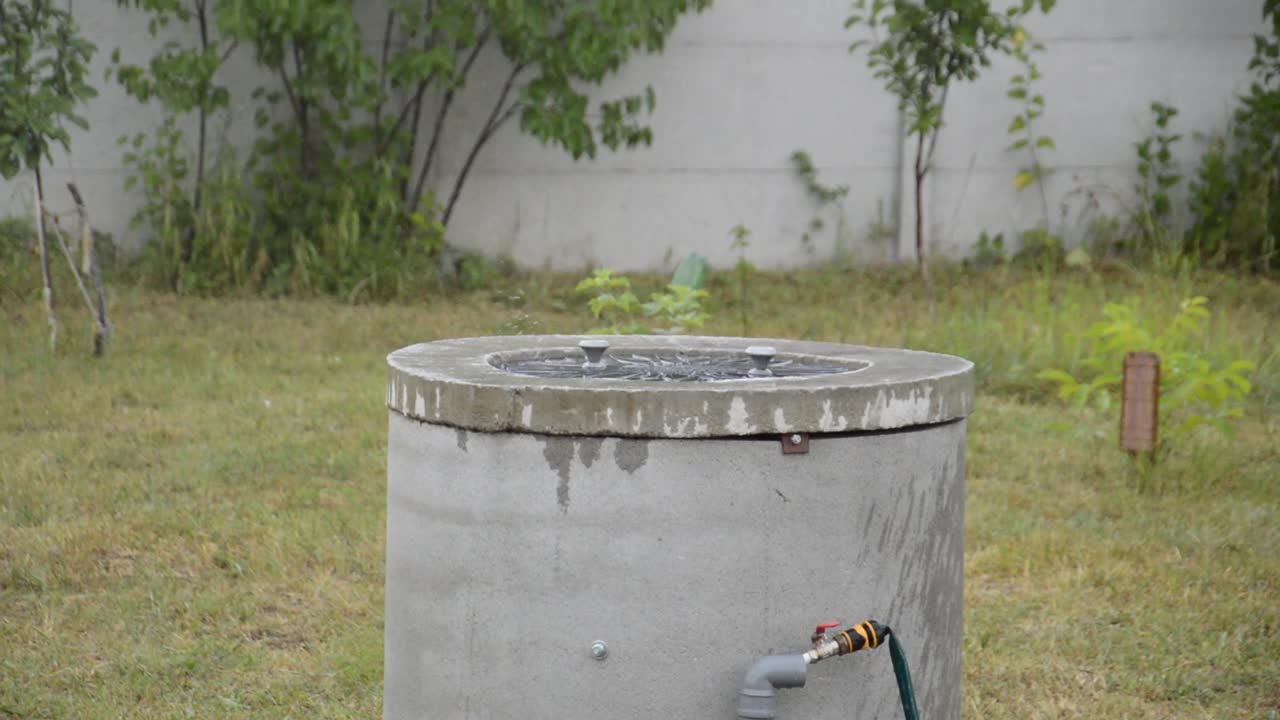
[[1120, 352, 1160, 454]]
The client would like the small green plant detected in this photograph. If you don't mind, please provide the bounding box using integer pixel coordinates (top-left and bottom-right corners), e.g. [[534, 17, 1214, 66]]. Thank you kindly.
[[1005, 28, 1054, 225], [1038, 296, 1255, 447], [1132, 101, 1183, 257], [966, 230, 1007, 270], [790, 150, 850, 255], [642, 284, 712, 335], [729, 224, 755, 335], [575, 269, 710, 335]]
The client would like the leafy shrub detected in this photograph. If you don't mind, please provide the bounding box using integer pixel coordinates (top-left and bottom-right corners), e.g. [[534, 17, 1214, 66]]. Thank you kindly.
[[1012, 227, 1065, 268], [1183, 2, 1280, 274], [132, 146, 251, 292], [576, 269, 709, 335], [1186, 129, 1277, 273], [1037, 296, 1255, 444], [131, 149, 444, 301]]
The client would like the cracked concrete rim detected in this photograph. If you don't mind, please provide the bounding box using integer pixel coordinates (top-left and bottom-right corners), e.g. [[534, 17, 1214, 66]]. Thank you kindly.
[[386, 335, 974, 437]]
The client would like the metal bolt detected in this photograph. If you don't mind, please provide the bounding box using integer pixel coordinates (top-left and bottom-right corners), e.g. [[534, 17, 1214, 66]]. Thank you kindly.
[[580, 339, 610, 369], [590, 640, 609, 660], [746, 345, 776, 377], [790, 434, 803, 445]]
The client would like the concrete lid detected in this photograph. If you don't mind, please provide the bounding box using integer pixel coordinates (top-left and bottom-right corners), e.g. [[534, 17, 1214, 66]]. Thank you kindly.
[[387, 335, 973, 437]]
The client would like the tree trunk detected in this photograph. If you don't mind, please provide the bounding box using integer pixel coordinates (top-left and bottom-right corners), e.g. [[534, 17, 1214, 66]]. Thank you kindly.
[[33, 170, 57, 350], [441, 63, 524, 228], [191, 0, 210, 260], [912, 132, 930, 289]]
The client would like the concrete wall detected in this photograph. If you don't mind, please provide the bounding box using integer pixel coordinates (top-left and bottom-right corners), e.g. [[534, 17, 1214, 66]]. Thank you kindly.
[[0, 1, 1263, 271]]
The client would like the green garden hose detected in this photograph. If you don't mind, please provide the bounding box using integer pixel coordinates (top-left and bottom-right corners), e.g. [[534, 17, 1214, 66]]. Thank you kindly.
[[827, 620, 919, 720], [885, 629, 919, 720]]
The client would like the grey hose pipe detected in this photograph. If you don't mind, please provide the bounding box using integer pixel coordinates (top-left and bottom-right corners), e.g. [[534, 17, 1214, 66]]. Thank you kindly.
[[736, 654, 808, 720]]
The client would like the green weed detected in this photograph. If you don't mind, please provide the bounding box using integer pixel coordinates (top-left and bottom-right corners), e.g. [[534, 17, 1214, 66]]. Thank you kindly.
[[575, 268, 710, 335]]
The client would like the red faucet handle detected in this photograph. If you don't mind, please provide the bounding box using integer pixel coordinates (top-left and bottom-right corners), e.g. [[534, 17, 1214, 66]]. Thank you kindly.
[[814, 622, 841, 635]]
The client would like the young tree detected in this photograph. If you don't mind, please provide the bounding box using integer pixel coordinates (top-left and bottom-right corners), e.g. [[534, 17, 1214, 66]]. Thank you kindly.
[[847, 0, 1053, 286], [0, 0, 97, 347]]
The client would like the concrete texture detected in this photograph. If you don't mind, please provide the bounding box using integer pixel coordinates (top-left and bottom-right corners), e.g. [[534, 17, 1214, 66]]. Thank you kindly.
[[0, 1, 1262, 268], [384, 413, 967, 720], [387, 335, 974, 437]]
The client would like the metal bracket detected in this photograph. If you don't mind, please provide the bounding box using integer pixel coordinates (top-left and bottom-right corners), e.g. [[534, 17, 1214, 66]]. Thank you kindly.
[[781, 433, 809, 455]]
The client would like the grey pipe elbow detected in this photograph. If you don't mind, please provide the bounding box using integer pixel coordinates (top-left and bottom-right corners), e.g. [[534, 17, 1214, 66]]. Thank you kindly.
[[736, 654, 808, 720]]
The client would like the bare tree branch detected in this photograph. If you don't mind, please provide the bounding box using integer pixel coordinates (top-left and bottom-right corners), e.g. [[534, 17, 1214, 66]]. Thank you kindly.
[[373, 9, 397, 145], [218, 39, 239, 65], [408, 28, 492, 212], [441, 62, 527, 227]]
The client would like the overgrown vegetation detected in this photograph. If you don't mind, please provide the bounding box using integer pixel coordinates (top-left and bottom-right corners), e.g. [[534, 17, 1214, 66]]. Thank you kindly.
[[1183, 0, 1280, 274], [1054, 3, 1280, 276], [106, 0, 710, 298]]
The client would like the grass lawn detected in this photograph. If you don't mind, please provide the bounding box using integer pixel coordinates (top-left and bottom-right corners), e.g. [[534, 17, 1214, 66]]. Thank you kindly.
[[2, 266, 1277, 718]]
